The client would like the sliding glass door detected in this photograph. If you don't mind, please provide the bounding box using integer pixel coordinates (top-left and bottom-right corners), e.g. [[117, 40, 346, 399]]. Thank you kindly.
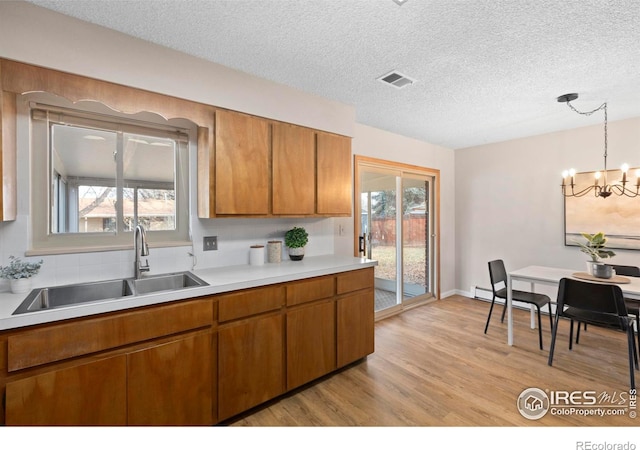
[[356, 157, 438, 317]]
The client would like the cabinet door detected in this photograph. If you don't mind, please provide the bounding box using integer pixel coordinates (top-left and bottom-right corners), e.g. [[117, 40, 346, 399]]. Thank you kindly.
[[316, 132, 352, 215], [1, 89, 17, 221], [218, 314, 284, 421], [215, 109, 270, 215], [286, 300, 336, 390], [127, 332, 213, 425], [337, 291, 375, 367], [272, 123, 316, 215], [5, 355, 127, 425]]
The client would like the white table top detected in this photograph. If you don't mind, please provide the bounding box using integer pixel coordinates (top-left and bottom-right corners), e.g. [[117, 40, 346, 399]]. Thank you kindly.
[[509, 265, 640, 298]]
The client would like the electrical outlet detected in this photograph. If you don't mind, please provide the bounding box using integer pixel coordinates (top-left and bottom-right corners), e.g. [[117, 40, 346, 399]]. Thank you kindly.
[[203, 236, 218, 251]]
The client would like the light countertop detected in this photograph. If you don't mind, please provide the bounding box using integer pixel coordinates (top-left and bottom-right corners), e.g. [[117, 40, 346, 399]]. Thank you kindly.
[[0, 255, 376, 331]]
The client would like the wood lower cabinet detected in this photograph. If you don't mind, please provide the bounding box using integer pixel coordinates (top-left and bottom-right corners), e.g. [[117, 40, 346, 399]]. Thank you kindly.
[[5, 355, 127, 425], [286, 300, 336, 390], [218, 313, 284, 421], [1, 298, 214, 426], [336, 268, 375, 367], [0, 267, 374, 425], [6, 332, 214, 426], [337, 291, 375, 367], [127, 332, 213, 425]]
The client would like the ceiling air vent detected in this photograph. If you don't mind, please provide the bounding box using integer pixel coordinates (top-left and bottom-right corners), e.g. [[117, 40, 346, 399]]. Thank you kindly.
[[377, 70, 416, 89]]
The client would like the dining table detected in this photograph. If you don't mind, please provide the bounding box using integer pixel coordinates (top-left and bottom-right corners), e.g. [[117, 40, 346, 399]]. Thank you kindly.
[[506, 265, 640, 346]]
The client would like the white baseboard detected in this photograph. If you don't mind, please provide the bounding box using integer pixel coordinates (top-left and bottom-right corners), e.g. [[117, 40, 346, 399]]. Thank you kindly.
[[441, 289, 458, 299]]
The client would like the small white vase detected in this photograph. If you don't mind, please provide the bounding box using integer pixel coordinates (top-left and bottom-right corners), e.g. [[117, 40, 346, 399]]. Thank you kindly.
[[585, 261, 596, 276], [288, 247, 305, 261], [10, 278, 31, 294]]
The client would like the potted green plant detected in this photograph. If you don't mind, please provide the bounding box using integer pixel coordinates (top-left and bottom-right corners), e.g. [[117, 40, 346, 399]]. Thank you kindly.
[[284, 226, 309, 261], [575, 232, 616, 276], [0, 255, 44, 294]]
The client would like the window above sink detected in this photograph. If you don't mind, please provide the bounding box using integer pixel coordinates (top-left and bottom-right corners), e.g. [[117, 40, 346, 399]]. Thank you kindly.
[[24, 93, 195, 254]]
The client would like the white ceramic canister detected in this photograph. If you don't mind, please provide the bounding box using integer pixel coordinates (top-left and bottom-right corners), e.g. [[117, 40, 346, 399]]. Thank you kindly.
[[249, 245, 265, 266], [267, 240, 282, 263]]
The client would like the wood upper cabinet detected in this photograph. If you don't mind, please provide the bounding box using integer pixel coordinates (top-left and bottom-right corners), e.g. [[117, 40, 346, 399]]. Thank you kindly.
[[218, 313, 285, 421], [215, 109, 270, 215], [272, 123, 316, 215], [316, 132, 352, 215], [127, 332, 213, 425], [0, 84, 17, 222], [5, 355, 127, 425], [203, 107, 353, 218]]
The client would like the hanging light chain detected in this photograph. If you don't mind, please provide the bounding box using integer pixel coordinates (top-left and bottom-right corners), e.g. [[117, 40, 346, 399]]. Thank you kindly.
[[565, 100, 608, 173], [559, 92, 639, 198]]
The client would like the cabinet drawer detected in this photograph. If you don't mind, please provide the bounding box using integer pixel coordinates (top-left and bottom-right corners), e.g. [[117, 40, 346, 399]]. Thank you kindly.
[[7, 298, 213, 372], [336, 268, 374, 295], [218, 285, 284, 322], [286, 276, 334, 306]]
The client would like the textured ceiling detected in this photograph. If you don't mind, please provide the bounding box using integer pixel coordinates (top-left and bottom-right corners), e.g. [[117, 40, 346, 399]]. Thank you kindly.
[[25, 0, 640, 149]]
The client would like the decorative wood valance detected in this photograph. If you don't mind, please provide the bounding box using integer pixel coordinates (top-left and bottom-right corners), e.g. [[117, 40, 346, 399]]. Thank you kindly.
[[0, 58, 214, 128]]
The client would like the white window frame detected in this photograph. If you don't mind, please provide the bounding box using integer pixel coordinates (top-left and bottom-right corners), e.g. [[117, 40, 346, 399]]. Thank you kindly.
[[27, 95, 193, 255]]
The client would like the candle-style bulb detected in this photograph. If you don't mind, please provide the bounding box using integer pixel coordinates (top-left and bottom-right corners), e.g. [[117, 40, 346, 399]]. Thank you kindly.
[[621, 163, 629, 183]]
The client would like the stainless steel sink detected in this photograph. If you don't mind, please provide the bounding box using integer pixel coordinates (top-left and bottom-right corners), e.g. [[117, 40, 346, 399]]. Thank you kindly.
[[129, 271, 208, 295], [13, 279, 134, 314], [12, 271, 208, 315]]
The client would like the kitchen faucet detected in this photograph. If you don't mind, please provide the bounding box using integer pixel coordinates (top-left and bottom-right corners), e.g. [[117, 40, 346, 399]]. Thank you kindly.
[[134, 224, 150, 279]]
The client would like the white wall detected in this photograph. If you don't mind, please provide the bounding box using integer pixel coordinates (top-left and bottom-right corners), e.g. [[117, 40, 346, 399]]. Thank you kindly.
[[0, 2, 458, 296], [0, 1, 352, 289], [0, 2, 354, 137], [351, 124, 456, 297], [455, 117, 640, 299]]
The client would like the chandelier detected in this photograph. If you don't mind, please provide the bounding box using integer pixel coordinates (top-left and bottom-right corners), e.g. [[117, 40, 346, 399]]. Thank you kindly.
[[558, 93, 639, 198]]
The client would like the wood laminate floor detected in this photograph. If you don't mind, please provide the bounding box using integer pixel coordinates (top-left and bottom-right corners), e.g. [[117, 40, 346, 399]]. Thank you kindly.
[[232, 295, 638, 426]]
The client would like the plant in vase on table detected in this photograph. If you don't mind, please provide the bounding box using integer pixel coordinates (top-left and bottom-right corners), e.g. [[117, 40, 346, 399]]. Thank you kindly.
[[0, 255, 43, 294], [575, 232, 616, 278], [284, 226, 308, 261]]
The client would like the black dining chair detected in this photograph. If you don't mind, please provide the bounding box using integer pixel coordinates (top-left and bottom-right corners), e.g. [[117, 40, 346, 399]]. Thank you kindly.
[[579, 265, 640, 358], [602, 264, 640, 359], [548, 277, 637, 390], [484, 259, 553, 350]]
